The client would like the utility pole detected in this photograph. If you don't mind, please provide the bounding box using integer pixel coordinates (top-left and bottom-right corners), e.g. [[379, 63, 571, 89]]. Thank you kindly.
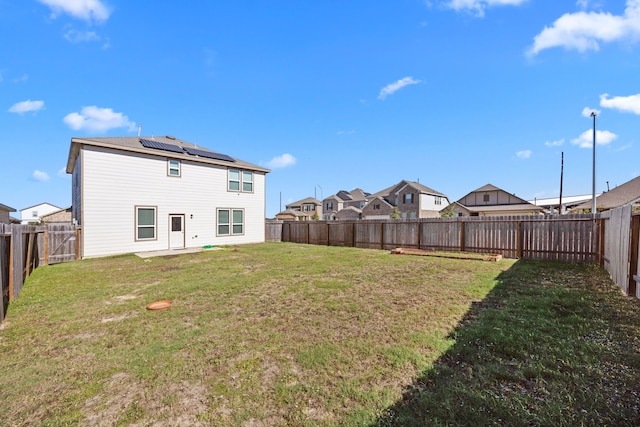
[[559, 152, 564, 215]]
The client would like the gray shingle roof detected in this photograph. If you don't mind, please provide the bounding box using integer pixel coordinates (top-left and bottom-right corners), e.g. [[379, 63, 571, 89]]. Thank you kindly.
[[66, 135, 270, 174], [574, 175, 640, 210]]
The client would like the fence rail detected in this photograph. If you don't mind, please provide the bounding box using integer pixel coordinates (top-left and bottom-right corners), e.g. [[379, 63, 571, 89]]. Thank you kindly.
[[280, 215, 601, 263]]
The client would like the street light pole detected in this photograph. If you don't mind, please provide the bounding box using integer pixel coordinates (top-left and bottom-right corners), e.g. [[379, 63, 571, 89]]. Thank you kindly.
[[590, 111, 597, 216]]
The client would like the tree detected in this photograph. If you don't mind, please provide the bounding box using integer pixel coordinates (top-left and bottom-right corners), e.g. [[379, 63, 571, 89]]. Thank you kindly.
[[440, 203, 456, 218], [390, 207, 401, 219]]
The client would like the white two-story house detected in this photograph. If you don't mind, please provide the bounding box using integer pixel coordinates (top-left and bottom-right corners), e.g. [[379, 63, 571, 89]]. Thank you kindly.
[[66, 135, 270, 258]]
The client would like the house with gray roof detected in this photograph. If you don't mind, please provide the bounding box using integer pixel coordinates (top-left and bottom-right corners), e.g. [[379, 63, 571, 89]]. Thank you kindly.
[[0, 203, 16, 224], [573, 175, 640, 213], [322, 188, 370, 220], [66, 135, 269, 258], [364, 180, 449, 219], [275, 197, 322, 220], [449, 184, 543, 216]]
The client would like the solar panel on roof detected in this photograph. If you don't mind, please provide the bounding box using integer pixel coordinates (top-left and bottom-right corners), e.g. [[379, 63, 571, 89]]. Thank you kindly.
[[139, 138, 184, 153], [183, 147, 235, 162]]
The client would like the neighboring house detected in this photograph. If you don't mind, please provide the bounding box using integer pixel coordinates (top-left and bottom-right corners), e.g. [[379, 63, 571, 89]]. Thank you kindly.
[[528, 194, 597, 214], [65, 135, 270, 258], [20, 202, 62, 224], [275, 197, 322, 220], [274, 209, 309, 221], [0, 203, 16, 224], [336, 206, 362, 221], [574, 176, 640, 213], [361, 196, 395, 220], [364, 180, 449, 220], [322, 188, 370, 220], [449, 184, 543, 216], [40, 206, 73, 223]]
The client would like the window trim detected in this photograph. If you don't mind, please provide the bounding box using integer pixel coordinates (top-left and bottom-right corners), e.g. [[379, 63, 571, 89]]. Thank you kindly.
[[228, 169, 254, 193], [217, 208, 245, 236], [135, 206, 157, 241], [167, 159, 181, 177]]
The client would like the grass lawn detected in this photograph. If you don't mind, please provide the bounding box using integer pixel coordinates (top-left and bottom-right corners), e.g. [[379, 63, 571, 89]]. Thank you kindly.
[[0, 242, 638, 426]]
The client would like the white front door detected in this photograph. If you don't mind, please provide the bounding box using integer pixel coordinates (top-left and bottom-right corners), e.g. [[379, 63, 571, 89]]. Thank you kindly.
[[169, 214, 185, 249]]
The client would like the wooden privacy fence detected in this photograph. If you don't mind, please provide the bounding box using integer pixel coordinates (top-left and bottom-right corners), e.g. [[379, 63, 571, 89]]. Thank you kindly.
[[280, 215, 601, 263], [0, 223, 81, 325]]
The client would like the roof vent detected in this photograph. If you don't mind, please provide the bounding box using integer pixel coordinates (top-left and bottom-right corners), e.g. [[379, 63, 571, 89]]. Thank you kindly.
[[166, 135, 176, 140]]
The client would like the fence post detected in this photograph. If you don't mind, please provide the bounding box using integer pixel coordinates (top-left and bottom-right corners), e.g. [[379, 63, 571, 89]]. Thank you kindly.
[[25, 232, 34, 279], [8, 232, 14, 301], [380, 222, 384, 250], [351, 222, 355, 247], [599, 218, 606, 267], [306, 222, 310, 245], [326, 223, 330, 246], [459, 219, 465, 252], [44, 229, 49, 266], [517, 221, 523, 259], [628, 215, 639, 297]]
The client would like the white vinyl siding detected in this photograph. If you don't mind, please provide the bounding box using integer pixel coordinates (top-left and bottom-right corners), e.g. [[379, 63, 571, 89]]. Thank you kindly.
[[79, 146, 266, 258]]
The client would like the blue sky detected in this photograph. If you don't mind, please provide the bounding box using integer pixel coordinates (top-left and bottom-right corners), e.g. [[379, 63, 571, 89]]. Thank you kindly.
[[3, 0, 640, 218]]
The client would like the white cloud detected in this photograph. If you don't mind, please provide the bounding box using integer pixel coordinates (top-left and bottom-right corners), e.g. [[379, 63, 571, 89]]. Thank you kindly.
[[265, 153, 296, 169], [600, 93, 640, 115], [378, 77, 421, 100], [528, 0, 640, 56], [545, 138, 565, 147], [446, 0, 528, 17], [516, 149, 532, 159], [64, 29, 100, 43], [8, 100, 45, 114], [581, 107, 601, 117], [37, 0, 111, 23], [32, 170, 50, 182], [63, 106, 135, 132], [571, 128, 618, 148]]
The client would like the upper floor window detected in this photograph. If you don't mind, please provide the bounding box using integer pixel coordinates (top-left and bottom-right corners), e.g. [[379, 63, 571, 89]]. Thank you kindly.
[[359, 201, 365, 208], [483, 194, 490, 202], [168, 159, 181, 177], [32, 211, 38, 218], [404, 193, 414, 204], [327, 202, 333, 210], [374, 204, 380, 210], [434, 196, 442, 205], [229, 169, 254, 193], [242, 171, 253, 192]]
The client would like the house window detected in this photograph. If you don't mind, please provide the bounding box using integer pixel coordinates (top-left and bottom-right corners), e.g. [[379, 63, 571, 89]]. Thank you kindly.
[[435, 196, 442, 205], [242, 171, 253, 192], [136, 206, 157, 240], [229, 169, 254, 193], [360, 201, 365, 208], [327, 202, 333, 210], [404, 193, 414, 204], [218, 209, 244, 236], [374, 204, 380, 210], [32, 211, 38, 218], [168, 159, 181, 177], [483, 194, 490, 202]]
